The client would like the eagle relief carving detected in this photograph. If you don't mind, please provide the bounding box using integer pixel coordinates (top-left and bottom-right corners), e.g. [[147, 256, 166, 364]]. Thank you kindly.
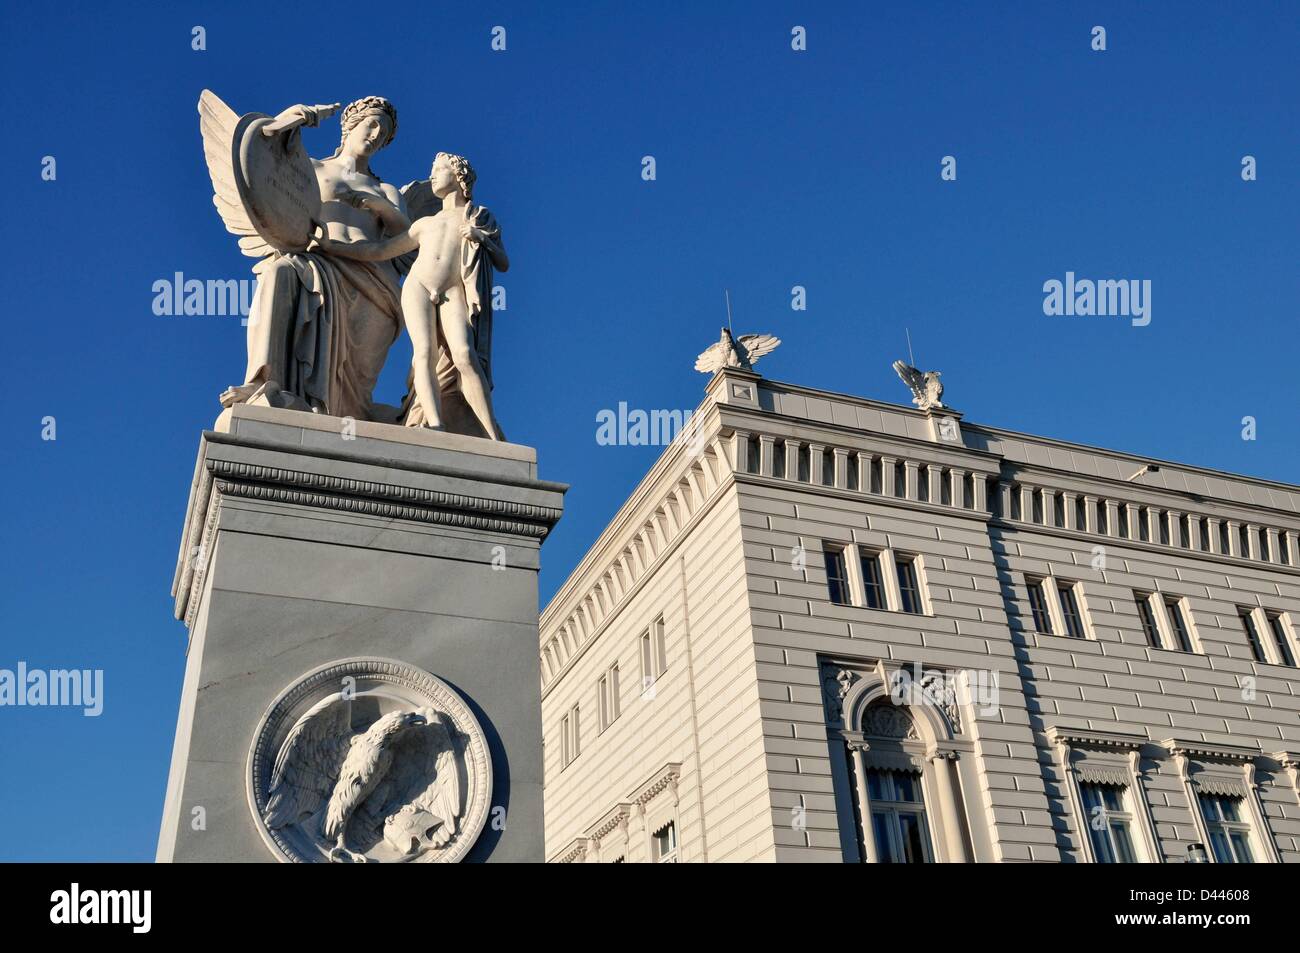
[[247, 658, 492, 863]]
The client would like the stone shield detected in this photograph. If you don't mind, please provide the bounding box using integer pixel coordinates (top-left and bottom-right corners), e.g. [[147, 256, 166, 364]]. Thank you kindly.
[[232, 113, 322, 253]]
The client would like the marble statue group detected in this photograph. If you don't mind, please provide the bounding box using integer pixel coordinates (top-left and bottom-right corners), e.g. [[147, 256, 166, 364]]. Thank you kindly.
[[198, 91, 508, 439]]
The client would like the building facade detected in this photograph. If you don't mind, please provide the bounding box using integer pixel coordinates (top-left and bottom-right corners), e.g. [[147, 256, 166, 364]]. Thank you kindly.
[[540, 367, 1300, 862]]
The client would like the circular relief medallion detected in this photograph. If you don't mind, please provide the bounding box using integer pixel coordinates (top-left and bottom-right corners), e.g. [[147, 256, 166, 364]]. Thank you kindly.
[[247, 657, 492, 863]]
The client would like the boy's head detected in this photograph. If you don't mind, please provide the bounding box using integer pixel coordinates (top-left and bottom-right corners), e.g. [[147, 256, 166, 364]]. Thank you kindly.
[[431, 152, 476, 201]]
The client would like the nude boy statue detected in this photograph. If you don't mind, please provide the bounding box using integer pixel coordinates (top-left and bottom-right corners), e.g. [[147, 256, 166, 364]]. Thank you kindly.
[[318, 152, 508, 439]]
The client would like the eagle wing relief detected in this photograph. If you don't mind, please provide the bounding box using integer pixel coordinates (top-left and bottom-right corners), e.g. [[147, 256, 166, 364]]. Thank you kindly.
[[362, 709, 466, 856], [262, 693, 354, 831], [197, 90, 274, 260]]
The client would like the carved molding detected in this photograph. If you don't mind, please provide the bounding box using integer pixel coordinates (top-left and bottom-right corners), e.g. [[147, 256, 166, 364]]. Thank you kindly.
[[553, 838, 590, 864], [175, 442, 562, 629], [632, 763, 682, 808], [821, 666, 859, 724], [1160, 737, 1262, 764], [1047, 727, 1148, 753], [211, 459, 560, 537], [587, 803, 633, 842]]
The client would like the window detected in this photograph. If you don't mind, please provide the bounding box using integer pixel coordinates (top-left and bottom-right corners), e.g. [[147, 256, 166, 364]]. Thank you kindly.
[[1266, 613, 1296, 667], [560, 705, 580, 768], [895, 557, 923, 615], [860, 550, 886, 610], [866, 769, 933, 863], [1198, 794, 1254, 863], [640, 616, 667, 691], [1027, 578, 1053, 634], [1080, 783, 1138, 863], [772, 440, 786, 478], [1164, 597, 1194, 652], [652, 822, 678, 863], [824, 547, 850, 606], [597, 663, 620, 731], [820, 542, 929, 614], [1239, 609, 1267, 663], [1135, 593, 1162, 648], [1058, 582, 1086, 639]]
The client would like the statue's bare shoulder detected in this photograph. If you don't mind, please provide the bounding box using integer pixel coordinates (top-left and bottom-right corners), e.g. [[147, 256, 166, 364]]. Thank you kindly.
[[379, 180, 404, 208]]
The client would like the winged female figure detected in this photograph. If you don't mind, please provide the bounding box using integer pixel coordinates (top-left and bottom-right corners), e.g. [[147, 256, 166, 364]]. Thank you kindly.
[[197, 90, 410, 422]]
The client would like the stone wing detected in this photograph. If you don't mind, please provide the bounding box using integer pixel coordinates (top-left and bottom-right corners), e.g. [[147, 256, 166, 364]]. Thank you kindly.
[[400, 179, 440, 224], [737, 334, 781, 366], [262, 694, 353, 830], [694, 341, 729, 374], [892, 359, 923, 395], [197, 90, 273, 259]]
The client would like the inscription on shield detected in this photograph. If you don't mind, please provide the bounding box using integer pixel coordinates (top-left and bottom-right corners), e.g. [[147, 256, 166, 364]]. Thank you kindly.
[[232, 114, 321, 253]]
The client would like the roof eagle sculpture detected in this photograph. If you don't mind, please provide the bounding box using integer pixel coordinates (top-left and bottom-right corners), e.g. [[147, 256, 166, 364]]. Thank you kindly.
[[695, 328, 781, 374], [892, 360, 945, 411]]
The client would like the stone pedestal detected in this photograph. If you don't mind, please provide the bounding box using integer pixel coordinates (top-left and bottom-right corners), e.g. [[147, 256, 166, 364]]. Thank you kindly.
[[157, 404, 564, 863]]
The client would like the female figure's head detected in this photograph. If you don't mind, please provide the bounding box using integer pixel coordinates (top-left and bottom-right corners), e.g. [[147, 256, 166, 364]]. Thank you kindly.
[[333, 96, 398, 165]]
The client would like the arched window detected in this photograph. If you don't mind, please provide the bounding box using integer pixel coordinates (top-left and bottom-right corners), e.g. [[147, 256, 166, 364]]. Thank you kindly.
[[832, 673, 973, 863]]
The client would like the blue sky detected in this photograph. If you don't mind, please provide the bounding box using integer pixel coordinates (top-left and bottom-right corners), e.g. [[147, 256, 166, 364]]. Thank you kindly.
[[1, 2, 1297, 860]]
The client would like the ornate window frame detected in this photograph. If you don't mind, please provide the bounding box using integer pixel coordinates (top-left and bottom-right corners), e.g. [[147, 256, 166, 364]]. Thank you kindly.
[[1047, 727, 1161, 863], [1162, 738, 1280, 863], [831, 661, 973, 862], [632, 762, 682, 862], [583, 802, 632, 864]]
